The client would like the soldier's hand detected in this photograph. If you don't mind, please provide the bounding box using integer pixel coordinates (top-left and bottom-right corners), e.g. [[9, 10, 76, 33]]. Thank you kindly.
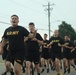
[[24, 37, 29, 42], [28, 33, 34, 39], [32, 38, 37, 41], [58, 43, 62, 46]]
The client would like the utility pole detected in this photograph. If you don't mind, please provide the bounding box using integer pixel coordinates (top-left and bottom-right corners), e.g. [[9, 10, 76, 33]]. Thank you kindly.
[[48, 2, 51, 39], [43, 2, 54, 39]]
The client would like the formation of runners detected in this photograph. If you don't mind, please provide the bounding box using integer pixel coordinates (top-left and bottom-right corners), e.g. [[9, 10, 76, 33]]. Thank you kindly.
[[0, 14, 76, 75]]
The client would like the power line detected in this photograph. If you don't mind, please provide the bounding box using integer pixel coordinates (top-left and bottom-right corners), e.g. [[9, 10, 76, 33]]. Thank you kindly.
[[0, 14, 29, 25], [0, 21, 11, 25], [0, 21, 52, 31], [0, 12, 10, 17], [28, 0, 43, 5], [55, 6, 72, 22], [44, 0, 49, 2], [0, 14, 49, 29], [9, 0, 45, 15], [0, 15, 9, 20], [48, 1, 72, 22]]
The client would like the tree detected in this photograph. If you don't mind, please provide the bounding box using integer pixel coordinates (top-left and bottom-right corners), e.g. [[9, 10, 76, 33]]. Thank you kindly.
[[58, 21, 76, 41]]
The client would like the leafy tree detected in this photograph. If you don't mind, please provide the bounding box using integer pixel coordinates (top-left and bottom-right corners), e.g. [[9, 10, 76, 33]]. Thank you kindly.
[[58, 21, 76, 41]]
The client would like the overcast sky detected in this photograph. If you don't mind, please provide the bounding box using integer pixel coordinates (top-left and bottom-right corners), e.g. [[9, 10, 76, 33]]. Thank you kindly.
[[0, 0, 76, 40]]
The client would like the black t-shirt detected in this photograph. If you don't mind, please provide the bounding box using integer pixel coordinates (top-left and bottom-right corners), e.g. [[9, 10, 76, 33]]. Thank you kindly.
[[72, 45, 76, 53], [3, 43, 9, 53], [63, 40, 73, 53], [26, 33, 43, 53], [49, 36, 64, 53], [42, 40, 49, 53], [3, 26, 29, 51]]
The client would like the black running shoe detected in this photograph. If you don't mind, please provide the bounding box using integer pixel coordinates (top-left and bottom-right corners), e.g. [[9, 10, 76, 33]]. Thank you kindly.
[[22, 67, 25, 73], [71, 64, 76, 68], [52, 67, 55, 71], [47, 69, 49, 73], [1, 72, 7, 75], [51, 66, 53, 70], [10, 69, 14, 75], [67, 68, 70, 73], [10, 72, 14, 75], [63, 68, 67, 74], [41, 69, 44, 73]]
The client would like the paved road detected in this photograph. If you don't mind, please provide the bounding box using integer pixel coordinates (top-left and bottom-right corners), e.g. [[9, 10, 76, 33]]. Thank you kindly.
[[0, 55, 76, 75]]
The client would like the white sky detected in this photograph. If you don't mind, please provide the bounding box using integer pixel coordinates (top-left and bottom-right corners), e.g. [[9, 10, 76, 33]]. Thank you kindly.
[[0, 0, 76, 40]]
